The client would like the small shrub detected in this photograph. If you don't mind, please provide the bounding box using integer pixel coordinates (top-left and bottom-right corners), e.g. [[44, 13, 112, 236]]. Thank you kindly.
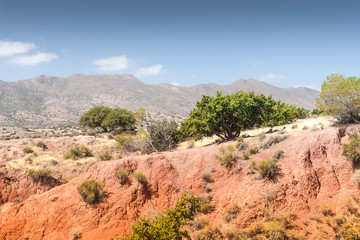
[[36, 140, 47, 150], [243, 152, 250, 160], [248, 161, 257, 174], [12, 197, 24, 204], [353, 169, 360, 187], [23, 146, 34, 154], [225, 204, 240, 215], [199, 225, 223, 239], [302, 125, 309, 130], [77, 179, 105, 204], [115, 168, 129, 184], [272, 150, 285, 161], [262, 135, 289, 150], [343, 132, 360, 164], [321, 203, 333, 216], [64, 145, 92, 160], [257, 159, 279, 181], [202, 173, 212, 183], [133, 171, 147, 184], [291, 124, 298, 129], [249, 147, 259, 155], [216, 145, 237, 167], [187, 139, 196, 149], [69, 227, 81, 240], [98, 150, 113, 161], [258, 132, 266, 142], [236, 141, 248, 151], [28, 168, 54, 184]]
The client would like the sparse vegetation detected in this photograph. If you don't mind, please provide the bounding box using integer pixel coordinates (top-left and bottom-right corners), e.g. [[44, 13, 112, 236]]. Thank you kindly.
[[69, 227, 81, 240], [249, 146, 259, 155], [216, 145, 237, 167], [115, 168, 129, 184], [64, 145, 92, 160], [261, 135, 288, 150], [133, 171, 147, 184], [12, 197, 24, 205], [77, 179, 105, 204]]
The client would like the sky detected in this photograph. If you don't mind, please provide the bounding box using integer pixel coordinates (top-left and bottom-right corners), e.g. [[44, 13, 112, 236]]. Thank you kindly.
[[1, 0, 360, 90]]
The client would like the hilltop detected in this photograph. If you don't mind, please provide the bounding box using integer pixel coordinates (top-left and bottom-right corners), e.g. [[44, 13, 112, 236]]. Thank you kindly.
[[0, 74, 318, 126]]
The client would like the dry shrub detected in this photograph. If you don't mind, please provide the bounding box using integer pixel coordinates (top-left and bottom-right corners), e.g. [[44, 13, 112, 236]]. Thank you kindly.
[[216, 145, 237, 167], [64, 145, 92, 160], [115, 168, 129, 184], [77, 179, 105, 204]]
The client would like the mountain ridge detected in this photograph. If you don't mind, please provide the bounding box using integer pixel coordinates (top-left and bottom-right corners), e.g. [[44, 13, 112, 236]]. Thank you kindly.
[[0, 74, 319, 126]]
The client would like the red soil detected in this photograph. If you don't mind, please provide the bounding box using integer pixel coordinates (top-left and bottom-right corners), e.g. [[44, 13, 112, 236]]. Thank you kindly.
[[0, 125, 359, 239]]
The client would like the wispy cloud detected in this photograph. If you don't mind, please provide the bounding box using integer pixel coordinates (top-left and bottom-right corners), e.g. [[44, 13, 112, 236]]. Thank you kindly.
[[0, 41, 36, 57], [135, 64, 162, 77], [259, 73, 287, 81], [93, 56, 129, 72], [8, 52, 58, 65], [293, 84, 321, 91]]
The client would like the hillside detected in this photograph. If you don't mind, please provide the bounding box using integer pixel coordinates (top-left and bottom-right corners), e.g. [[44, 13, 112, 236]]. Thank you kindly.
[[1, 118, 360, 239], [0, 74, 319, 126]]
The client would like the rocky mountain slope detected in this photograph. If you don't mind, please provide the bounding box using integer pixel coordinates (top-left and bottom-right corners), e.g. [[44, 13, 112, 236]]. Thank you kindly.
[[0, 122, 359, 239], [0, 74, 318, 126]]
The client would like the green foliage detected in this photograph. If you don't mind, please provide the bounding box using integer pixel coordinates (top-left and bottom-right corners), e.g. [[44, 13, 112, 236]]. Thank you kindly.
[[77, 179, 105, 204], [97, 150, 113, 161], [79, 106, 112, 131], [115, 193, 213, 240], [257, 159, 279, 181], [64, 145, 92, 160], [215, 145, 237, 167], [28, 168, 54, 184], [316, 74, 360, 123], [342, 132, 360, 164], [133, 171, 147, 184], [101, 108, 136, 132], [115, 168, 129, 184], [181, 91, 308, 141], [23, 146, 34, 154]]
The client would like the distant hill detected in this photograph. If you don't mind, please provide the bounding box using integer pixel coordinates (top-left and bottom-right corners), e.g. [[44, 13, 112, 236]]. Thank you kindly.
[[0, 74, 319, 126]]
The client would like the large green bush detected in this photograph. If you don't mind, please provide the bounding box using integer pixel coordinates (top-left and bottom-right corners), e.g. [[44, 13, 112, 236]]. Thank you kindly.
[[79, 106, 112, 131], [180, 91, 308, 141], [316, 74, 360, 124], [77, 179, 105, 204]]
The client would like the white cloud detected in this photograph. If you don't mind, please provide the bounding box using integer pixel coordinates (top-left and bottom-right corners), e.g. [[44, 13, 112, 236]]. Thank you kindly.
[[8, 52, 58, 65], [135, 64, 162, 77], [170, 81, 180, 86], [93, 56, 129, 72], [293, 84, 321, 91], [259, 73, 287, 81], [0, 41, 36, 57]]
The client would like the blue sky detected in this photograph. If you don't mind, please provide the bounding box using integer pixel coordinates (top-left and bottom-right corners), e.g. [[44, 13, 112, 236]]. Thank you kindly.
[[0, 0, 360, 90]]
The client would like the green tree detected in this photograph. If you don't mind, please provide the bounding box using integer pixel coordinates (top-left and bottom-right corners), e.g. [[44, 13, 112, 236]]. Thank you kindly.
[[101, 108, 136, 131], [78, 106, 111, 131], [181, 91, 300, 141], [146, 119, 178, 152], [316, 74, 360, 123]]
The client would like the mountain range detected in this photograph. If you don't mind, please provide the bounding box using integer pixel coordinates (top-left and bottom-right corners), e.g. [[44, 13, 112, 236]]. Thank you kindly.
[[0, 74, 319, 126]]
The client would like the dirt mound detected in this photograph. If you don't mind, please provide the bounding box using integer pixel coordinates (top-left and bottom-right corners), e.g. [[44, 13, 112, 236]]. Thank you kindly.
[[0, 126, 359, 239]]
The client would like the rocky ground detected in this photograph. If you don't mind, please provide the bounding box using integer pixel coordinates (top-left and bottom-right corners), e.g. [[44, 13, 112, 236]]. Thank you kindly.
[[1, 116, 360, 239]]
